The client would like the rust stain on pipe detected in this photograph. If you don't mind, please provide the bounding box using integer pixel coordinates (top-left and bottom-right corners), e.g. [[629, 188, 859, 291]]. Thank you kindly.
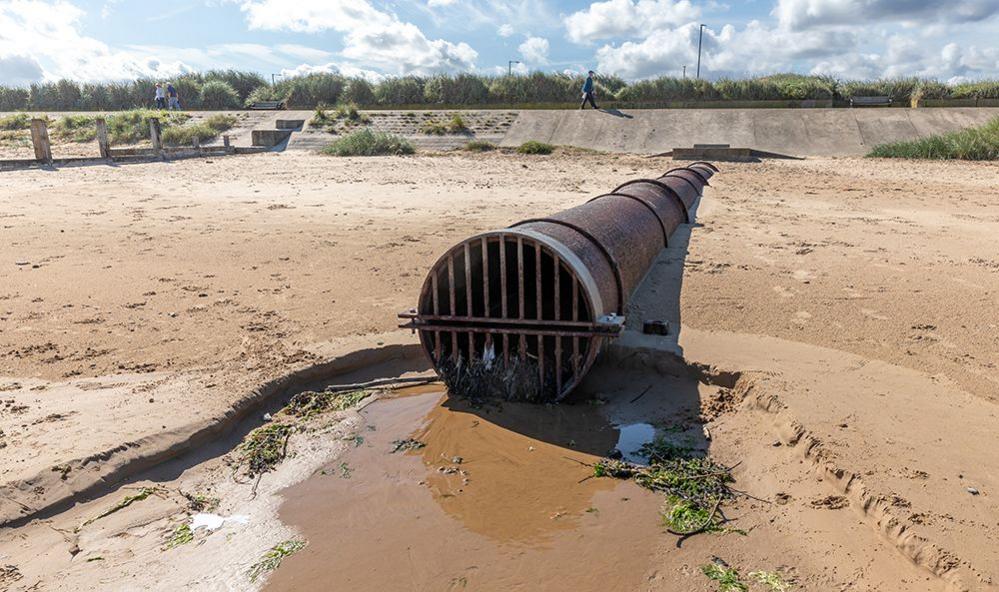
[[400, 162, 718, 401]]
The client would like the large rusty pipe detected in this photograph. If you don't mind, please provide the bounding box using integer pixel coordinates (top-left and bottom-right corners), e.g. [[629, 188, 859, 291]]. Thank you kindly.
[[400, 162, 718, 401]]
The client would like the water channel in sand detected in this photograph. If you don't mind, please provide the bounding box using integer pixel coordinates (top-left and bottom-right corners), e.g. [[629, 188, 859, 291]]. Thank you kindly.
[[265, 388, 670, 591]]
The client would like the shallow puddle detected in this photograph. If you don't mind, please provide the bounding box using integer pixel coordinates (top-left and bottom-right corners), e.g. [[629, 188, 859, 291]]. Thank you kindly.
[[267, 390, 666, 591]]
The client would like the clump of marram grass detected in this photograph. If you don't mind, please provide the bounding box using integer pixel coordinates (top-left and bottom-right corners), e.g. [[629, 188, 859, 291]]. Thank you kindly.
[[203, 113, 236, 132], [465, 140, 495, 152], [516, 140, 554, 155], [593, 436, 735, 536], [420, 113, 469, 135], [0, 113, 29, 130], [311, 102, 369, 133], [322, 129, 414, 156], [161, 123, 219, 146], [868, 116, 999, 160], [248, 539, 306, 582]]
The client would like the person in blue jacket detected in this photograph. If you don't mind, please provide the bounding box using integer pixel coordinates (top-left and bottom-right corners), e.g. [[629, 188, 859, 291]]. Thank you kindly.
[[580, 70, 598, 110]]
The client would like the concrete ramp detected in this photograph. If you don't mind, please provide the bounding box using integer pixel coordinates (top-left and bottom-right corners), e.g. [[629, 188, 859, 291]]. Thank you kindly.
[[500, 108, 999, 157]]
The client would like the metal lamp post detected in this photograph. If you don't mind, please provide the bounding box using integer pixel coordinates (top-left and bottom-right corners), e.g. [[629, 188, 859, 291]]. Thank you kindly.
[[696, 24, 705, 79], [508, 60, 521, 76]]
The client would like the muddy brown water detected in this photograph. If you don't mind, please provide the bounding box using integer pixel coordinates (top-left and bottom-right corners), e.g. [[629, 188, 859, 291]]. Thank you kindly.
[[266, 389, 668, 591]]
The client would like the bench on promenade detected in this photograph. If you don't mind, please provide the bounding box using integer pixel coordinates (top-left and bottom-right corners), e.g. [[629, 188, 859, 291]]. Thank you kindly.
[[849, 96, 892, 107], [249, 100, 287, 110]]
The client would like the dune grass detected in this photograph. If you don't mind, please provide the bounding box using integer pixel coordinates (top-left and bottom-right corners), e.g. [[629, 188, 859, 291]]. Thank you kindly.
[[516, 140, 554, 155], [868, 116, 999, 160], [0, 113, 30, 130], [464, 140, 495, 152], [322, 128, 414, 156]]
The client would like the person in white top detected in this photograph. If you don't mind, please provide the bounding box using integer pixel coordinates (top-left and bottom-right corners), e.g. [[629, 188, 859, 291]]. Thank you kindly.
[[154, 83, 166, 109]]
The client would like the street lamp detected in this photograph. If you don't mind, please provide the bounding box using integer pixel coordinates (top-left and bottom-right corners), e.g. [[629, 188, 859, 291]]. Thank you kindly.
[[682, 65, 687, 79], [695, 24, 705, 79], [508, 60, 521, 76]]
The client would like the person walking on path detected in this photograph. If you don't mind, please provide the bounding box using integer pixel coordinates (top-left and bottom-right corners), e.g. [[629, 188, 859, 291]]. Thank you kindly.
[[580, 70, 599, 110], [154, 83, 166, 109], [166, 83, 180, 110]]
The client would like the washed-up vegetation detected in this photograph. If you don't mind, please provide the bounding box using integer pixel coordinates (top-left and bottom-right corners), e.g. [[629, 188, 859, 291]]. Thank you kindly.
[[165, 524, 194, 549], [3, 72, 996, 111], [868, 115, 999, 160], [702, 563, 748, 592], [80, 486, 161, 528], [594, 436, 735, 535], [322, 129, 414, 156], [234, 389, 372, 478], [248, 539, 306, 582]]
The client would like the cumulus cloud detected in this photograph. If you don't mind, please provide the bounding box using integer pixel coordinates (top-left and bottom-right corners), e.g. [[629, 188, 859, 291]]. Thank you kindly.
[[774, 0, 999, 30], [518, 36, 550, 64], [0, 0, 192, 83], [236, 0, 478, 74], [280, 62, 385, 82], [564, 0, 699, 44]]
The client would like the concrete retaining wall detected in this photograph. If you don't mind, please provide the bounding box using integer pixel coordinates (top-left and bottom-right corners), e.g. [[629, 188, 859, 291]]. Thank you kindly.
[[499, 108, 999, 156]]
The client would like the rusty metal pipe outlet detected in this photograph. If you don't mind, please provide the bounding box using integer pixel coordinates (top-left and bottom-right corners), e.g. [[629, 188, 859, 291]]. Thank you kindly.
[[400, 162, 718, 401]]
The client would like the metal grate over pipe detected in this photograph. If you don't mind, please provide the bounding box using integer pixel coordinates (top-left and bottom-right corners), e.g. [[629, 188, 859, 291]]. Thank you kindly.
[[400, 162, 718, 401]]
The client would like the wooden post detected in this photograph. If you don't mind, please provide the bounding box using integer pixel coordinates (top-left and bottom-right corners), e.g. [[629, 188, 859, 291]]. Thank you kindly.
[[95, 118, 110, 159], [223, 134, 231, 152], [192, 135, 200, 150], [149, 118, 162, 151], [30, 118, 52, 164]]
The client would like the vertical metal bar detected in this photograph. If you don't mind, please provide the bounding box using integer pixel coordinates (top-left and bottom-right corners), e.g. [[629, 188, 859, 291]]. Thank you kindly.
[[517, 237, 525, 320], [464, 242, 474, 362], [554, 257, 562, 395], [448, 254, 457, 360], [500, 235, 508, 318], [535, 243, 544, 390], [572, 275, 580, 379], [499, 234, 509, 366], [432, 271, 441, 361], [481, 237, 490, 318]]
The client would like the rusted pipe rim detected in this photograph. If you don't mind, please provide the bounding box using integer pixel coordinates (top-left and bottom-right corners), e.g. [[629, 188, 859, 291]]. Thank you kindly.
[[659, 171, 701, 193], [688, 161, 720, 172], [663, 166, 710, 186], [585, 192, 669, 248], [509, 218, 625, 315], [611, 178, 691, 224]]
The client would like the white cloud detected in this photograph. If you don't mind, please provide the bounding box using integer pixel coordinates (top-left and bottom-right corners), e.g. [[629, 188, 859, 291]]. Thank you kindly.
[[498, 23, 515, 36], [236, 0, 478, 74], [518, 36, 550, 64], [564, 0, 699, 44], [428, 0, 458, 6], [774, 0, 999, 31], [280, 62, 385, 82], [0, 0, 193, 83], [274, 44, 334, 62]]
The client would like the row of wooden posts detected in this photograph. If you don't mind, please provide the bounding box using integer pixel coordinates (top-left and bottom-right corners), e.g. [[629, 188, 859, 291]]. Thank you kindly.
[[26, 117, 230, 165]]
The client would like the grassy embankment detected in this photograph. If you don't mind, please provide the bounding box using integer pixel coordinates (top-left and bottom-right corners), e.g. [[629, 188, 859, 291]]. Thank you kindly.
[[869, 116, 999, 160]]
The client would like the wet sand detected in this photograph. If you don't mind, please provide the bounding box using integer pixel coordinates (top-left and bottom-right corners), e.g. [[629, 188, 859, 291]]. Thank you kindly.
[[269, 390, 664, 592]]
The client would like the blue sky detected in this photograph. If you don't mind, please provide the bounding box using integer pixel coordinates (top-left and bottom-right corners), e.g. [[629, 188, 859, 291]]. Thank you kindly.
[[0, 0, 996, 85]]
